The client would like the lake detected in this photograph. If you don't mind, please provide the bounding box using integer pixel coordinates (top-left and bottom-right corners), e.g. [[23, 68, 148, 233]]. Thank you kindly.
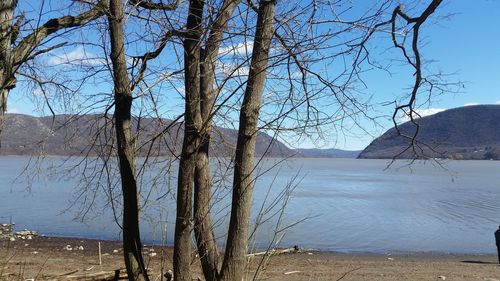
[[1, 156, 500, 254]]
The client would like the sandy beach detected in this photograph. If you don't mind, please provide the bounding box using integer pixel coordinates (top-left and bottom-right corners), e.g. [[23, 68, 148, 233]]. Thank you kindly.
[[1, 235, 500, 280]]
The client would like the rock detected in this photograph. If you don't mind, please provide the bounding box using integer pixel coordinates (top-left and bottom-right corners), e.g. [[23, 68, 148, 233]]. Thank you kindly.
[[149, 252, 157, 257], [31, 251, 38, 255], [11, 229, 38, 241], [9, 237, 15, 241], [164, 270, 173, 281], [0, 223, 14, 234], [438, 276, 446, 280], [77, 246, 84, 250], [16, 230, 38, 236], [64, 245, 73, 251]]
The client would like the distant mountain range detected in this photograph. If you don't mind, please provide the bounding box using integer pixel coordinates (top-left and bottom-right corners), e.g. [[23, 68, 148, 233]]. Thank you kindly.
[[294, 148, 360, 158], [358, 105, 500, 160], [0, 114, 356, 158]]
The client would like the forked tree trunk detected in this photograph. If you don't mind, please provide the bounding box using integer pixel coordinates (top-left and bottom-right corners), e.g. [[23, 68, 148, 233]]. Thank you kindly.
[[107, 0, 148, 280], [193, 1, 242, 280], [174, 0, 205, 280], [193, 139, 220, 281], [219, 0, 276, 280]]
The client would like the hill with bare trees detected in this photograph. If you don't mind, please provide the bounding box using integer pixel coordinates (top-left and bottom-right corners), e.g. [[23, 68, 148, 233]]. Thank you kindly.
[[0, 114, 292, 157], [358, 105, 500, 160]]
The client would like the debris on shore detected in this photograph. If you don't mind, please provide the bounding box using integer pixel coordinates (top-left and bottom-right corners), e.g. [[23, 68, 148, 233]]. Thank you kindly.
[[0, 223, 38, 241], [0, 223, 15, 240]]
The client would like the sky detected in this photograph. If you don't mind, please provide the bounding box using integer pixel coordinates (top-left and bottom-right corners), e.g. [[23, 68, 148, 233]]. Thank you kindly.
[[291, 0, 500, 150], [6, 0, 500, 151]]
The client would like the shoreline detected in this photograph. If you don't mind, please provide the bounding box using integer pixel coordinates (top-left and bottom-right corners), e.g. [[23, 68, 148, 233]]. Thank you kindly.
[[8, 231, 499, 257], [2, 235, 499, 280]]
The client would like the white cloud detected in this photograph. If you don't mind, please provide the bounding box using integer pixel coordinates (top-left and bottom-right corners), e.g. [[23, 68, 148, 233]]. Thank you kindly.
[[47, 46, 107, 66], [33, 88, 44, 97], [416, 108, 446, 116], [159, 71, 184, 80], [399, 108, 445, 122], [217, 61, 249, 77], [495, 100, 500, 104], [6, 107, 19, 113], [219, 41, 254, 57], [464, 102, 479, 106]]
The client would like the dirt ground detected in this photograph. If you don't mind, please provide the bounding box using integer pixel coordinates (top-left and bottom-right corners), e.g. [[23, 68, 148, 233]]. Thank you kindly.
[[1, 236, 500, 280]]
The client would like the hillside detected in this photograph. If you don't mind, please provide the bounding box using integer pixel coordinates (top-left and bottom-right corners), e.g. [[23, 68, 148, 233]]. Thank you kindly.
[[0, 114, 293, 157], [294, 148, 360, 158], [358, 105, 500, 160]]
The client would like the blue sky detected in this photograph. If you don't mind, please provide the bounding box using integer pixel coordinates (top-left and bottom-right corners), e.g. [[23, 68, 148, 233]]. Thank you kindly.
[[7, 0, 500, 151], [298, 0, 500, 150]]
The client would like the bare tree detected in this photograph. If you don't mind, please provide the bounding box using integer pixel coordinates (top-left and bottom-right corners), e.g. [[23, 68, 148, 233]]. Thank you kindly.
[[172, 0, 205, 279], [0, 0, 109, 142], [219, 0, 275, 280], [172, 0, 448, 280], [172, 0, 248, 278], [107, 0, 149, 279], [2, 1, 447, 281]]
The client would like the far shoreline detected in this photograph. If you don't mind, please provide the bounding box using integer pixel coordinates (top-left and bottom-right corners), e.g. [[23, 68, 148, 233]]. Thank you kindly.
[[2, 154, 500, 161]]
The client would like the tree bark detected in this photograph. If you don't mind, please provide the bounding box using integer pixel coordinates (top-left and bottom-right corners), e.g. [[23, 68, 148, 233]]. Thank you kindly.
[[193, 1, 242, 280], [193, 141, 220, 281], [174, 0, 205, 280], [0, 0, 17, 144], [107, 0, 148, 280], [219, 0, 276, 280]]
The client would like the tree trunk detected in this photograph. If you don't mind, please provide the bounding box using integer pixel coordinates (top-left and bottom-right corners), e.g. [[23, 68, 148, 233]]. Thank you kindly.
[[192, 1, 242, 280], [0, 0, 16, 143], [107, 0, 148, 280], [174, 0, 205, 280], [193, 137, 219, 281], [219, 0, 276, 280], [0, 88, 8, 144]]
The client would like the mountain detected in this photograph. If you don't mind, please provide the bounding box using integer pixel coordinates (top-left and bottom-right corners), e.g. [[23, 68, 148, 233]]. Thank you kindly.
[[358, 105, 500, 160], [293, 148, 360, 158], [0, 114, 293, 157]]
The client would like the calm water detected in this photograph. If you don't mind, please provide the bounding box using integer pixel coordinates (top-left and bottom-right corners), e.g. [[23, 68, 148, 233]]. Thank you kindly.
[[1, 156, 500, 254]]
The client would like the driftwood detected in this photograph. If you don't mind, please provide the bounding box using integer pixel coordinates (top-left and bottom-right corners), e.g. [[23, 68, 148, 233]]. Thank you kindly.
[[45, 269, 127, 281], [246, 246, 300, 258]]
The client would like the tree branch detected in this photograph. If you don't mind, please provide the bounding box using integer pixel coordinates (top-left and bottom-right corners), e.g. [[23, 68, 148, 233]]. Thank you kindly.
[[129, 0, 182, 10], [130, 29, 178, 91], [13, 0, 109, 66]]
